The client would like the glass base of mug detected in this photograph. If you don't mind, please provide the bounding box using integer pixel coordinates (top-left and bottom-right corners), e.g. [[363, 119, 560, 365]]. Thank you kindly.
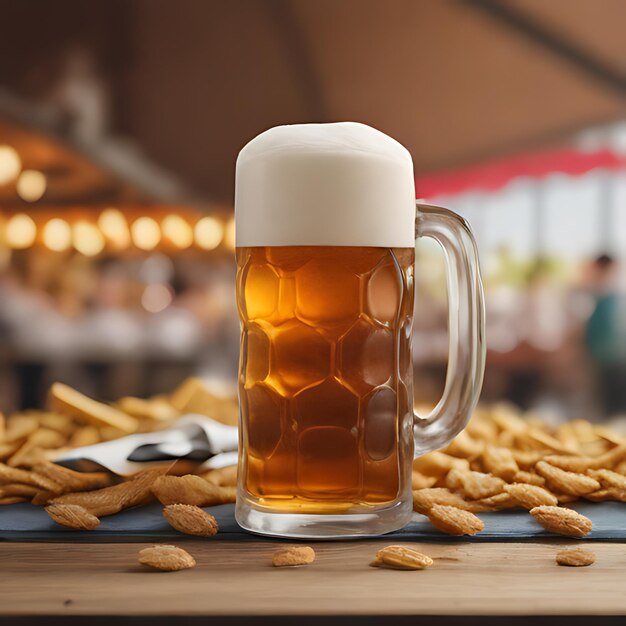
[[235, 495, 413, 539]]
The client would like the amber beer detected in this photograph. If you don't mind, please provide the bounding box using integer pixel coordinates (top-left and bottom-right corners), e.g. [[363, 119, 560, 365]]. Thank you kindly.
[[234, 123, 485, 538], [238, 245, 414, 509]]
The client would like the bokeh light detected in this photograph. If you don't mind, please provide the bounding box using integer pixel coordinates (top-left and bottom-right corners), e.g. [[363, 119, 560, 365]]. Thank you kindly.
[[194, 216, 224, 250], [162, 214, 193, 249], [98, 208, 131, 249], [42, 218, 72, 252], [5, 213, 36, 249], [0, 145, 22, 185], [73, 221, 105, 256], [141, 283, 173, 313], [225, 216, 236, 249], [131, 217, 161, 250], [16, 170, 46, 202], [139, 253, 175, 284]]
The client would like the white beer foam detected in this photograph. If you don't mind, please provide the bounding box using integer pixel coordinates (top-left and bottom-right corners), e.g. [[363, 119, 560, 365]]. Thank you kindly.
[[235, 122, 416, 247]]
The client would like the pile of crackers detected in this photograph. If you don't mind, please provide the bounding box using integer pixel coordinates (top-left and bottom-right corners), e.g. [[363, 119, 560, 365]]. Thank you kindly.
[[412, 403, 626, 537], [1, 383, 625, 540], [0, 378, 238, 507]]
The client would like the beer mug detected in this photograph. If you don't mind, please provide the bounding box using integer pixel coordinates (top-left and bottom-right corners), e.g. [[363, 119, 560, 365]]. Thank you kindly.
[[234, 123, 485, 538]]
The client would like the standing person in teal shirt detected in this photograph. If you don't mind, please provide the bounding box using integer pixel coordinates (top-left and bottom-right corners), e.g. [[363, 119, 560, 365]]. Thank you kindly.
[[585, 255, 626, 416]]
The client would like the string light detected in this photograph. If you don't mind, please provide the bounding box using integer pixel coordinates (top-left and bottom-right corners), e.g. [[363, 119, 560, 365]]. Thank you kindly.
[[131, 217, 161, 250], [194, 216, 224, 250], [225, 216, 236, 249], [0, 145, 21, 185], [42, 218, 72, 252], [98, 208, 131, 249], [162, 214, 193, 249], [73, 221, 105, 256], [1, 210, 230, 253], [5, 213, 36, 249], [16, 170, 46, 202]]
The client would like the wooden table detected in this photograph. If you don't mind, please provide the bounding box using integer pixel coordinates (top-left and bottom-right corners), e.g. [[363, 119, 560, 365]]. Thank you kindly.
[[1, 540, 625, 624]]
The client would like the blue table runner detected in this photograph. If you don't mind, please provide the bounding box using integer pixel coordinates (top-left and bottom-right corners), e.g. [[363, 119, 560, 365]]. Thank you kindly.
[[1, 501, 625, 542]]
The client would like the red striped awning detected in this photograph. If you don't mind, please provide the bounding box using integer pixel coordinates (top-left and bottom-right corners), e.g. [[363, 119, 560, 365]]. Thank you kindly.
[[415, 148, 625, 198]]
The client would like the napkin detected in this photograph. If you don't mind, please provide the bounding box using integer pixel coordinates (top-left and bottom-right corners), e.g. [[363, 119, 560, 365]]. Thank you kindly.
[[55, 415, 238, 475]]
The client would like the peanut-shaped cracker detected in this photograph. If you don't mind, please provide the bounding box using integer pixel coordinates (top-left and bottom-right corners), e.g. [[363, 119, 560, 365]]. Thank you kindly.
[[0, 463, 61, 493], [33, 462, 110, 493], [524, 428, 578, 455], [116, 396, 179, 422], [510, 449, 546, 470], [587, 468, 626, 491], [511, 470, 545, 487], [443, 432, 484, 460], [201, 465, 238, 487], [7, 428, 66, 468], [272, 546, 315, 567], [504, 483, 558, 509], [472, 492, 518, 511], [68, 425, 101, 448], [465, 414, 499, 442], [0, 442, 20, 464], [569, 419, 597, 443], [138, 545, 196, 571], [535, 461, 600, 496], [45, 503, 100, 530], [412, 488, 475, 514], [49, 382, 138, 434], [427, 504, 484, 536], [556, 547, 595, 567], [446, 468, 505, 500], [497, 430, 516, 449], [554, 423, 581, 453], [581, 441, 610, 458], [542, 455, 597, 473], [413, 452, 470, 479], [163, 504, 219, 536], [545, 445, 626, 473], [3, 415, 39, 443], [594, 426, 625, 446], [371, 545, 433, 570], [482, 446, 519, 481], [411, 471, 437, 491], [51, 467, 167, 516], [529, 506, 592, 538], [34, 411, 75, 437], [0, 496, 26, 504], [152, 475, 236, 506], [489, 402, 528, 435], [0, 484, 39, 498], [555, 492, 579, 504], [585, 488, 626, 503], [582, 490, 609, 502]]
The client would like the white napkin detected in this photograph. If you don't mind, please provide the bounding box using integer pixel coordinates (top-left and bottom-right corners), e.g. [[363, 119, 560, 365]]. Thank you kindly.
[[55, 415, 238, 476]]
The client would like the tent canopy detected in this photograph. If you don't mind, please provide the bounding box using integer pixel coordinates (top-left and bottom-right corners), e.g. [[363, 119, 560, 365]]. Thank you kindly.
[[0, 0, 624, 202], [119, 0, 626, 201]]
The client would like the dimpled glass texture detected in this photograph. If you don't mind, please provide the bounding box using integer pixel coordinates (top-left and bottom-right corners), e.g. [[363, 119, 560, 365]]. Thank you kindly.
[[237, 246, 415, 513]]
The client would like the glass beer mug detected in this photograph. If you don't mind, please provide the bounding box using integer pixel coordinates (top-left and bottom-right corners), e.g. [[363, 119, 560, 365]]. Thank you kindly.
[[235, 123, 485, 538]]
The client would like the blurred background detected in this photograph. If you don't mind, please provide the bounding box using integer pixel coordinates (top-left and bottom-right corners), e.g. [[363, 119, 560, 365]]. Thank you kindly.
[[0, 0, 624, 420]]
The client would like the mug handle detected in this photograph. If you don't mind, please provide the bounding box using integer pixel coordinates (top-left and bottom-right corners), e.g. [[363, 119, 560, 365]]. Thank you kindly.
[[413, 202, 486, 455]]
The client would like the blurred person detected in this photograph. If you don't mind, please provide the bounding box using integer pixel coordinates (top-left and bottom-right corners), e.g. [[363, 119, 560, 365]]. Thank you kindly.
[[76, 258, 144, 399], [524, 258, 570, 353], [0, 253, 76, 408], [173, 264, 239, 383], [48, 46, 109, 144], [584, 255, 626, 416]]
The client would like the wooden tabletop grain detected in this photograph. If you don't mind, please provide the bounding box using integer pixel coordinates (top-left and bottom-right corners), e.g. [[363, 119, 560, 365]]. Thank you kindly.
[[0, 540, 625, 622]]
